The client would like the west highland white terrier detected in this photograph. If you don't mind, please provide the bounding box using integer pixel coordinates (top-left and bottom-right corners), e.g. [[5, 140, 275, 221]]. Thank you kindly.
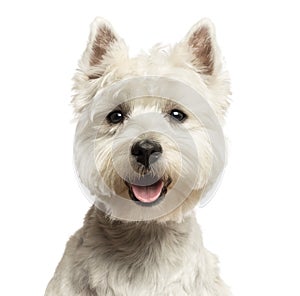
[[45, 17, 231, 296]]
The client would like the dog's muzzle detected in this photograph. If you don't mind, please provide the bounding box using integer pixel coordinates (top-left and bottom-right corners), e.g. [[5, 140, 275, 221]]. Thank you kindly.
[[126, 140, 171, 206]]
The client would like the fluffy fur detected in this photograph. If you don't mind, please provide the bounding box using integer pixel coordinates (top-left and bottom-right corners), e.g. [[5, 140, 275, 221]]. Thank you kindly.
[[45, 17, 231, 295]]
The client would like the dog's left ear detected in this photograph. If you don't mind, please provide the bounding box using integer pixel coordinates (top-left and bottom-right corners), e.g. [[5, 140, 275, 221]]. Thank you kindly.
[[177, 19, 230, 119], [182, 19, 220, 77]]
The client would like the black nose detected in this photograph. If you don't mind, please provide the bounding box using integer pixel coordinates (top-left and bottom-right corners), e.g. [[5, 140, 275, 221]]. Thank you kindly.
[[131, 140, 162, 168]]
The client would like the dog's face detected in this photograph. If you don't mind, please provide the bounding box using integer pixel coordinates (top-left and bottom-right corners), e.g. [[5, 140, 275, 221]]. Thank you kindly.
[[73, 18, 230, 222]]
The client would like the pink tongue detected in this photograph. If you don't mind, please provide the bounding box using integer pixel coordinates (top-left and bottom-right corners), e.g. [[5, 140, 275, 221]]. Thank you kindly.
[[131, 180, 164, 203]]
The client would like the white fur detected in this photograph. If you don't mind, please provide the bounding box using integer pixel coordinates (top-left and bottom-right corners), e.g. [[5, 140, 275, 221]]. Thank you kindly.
[[46, 17, 231, 296]]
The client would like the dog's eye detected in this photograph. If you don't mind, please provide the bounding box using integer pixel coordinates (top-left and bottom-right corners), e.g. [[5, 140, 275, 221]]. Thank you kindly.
[[106, 110, 124, 124], [169, 109, 187, 122]]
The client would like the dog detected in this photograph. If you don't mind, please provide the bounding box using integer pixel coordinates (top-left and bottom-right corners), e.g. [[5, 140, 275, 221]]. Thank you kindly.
[[45, 17, 231, 296]]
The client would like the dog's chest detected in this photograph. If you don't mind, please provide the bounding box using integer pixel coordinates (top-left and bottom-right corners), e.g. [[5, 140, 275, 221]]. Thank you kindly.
[[86, 217, 204, 295], [91, 250, 202, 296]]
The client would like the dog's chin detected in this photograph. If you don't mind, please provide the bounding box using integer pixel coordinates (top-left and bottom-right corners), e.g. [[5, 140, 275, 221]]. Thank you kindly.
[[125, 177, 172, 207]]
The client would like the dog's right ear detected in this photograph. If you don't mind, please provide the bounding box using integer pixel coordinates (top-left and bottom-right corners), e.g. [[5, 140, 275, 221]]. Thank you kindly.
[[81, 17, 122, 79], [72, 18, 128, 114]]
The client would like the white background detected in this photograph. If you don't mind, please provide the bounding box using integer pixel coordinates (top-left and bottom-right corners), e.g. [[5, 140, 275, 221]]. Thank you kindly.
[[0, 0, 300, 295]]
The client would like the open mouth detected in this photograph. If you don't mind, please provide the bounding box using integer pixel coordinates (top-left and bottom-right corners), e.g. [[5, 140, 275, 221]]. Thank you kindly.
[[126, 177, 171, 207]]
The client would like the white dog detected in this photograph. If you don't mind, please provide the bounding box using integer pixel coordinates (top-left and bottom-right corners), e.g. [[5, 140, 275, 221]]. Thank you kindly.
[[46, 17, 231, 296]]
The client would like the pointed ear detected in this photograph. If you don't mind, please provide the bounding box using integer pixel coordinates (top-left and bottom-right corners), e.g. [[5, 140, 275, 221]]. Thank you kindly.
[[73, 18, 128, 114], [184, 19, 219, 76], [174, 19, 230, 121], [80, 17, 122, 79]]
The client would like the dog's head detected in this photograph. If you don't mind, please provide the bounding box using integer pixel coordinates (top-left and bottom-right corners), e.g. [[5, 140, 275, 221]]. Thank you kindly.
[[73, 18, 230, 222]]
